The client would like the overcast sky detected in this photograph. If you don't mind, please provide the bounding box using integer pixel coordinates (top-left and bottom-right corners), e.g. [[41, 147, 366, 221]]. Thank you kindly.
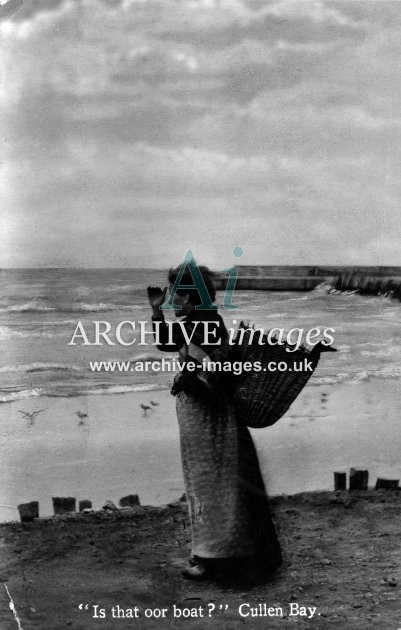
[[1, 0, 400, 268]]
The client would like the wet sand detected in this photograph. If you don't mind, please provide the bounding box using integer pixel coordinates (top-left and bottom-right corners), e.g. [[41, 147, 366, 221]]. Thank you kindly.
[[1, 379, 400, 522]]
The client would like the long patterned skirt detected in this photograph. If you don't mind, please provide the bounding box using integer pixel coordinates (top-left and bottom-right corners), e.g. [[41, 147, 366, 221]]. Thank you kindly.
[[176, 391, 282, 567]]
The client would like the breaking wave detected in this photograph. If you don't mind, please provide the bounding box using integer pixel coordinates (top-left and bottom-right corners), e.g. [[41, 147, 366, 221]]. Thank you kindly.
[[0, 382, 166, 404], [0, 326, 63, 340], [0, 302, 56, 313], [0, 363, 83, 374], [311, 366, 401, 385], [0, 302, 145, 314], [0, 389, 44, 403]]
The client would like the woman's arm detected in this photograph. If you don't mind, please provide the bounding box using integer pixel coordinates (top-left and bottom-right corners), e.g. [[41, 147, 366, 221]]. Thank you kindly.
[[148, 286, 183, 351]]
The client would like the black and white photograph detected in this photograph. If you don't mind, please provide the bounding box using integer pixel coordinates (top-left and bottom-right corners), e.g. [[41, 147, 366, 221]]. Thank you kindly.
[[0, 0, 400, 628]]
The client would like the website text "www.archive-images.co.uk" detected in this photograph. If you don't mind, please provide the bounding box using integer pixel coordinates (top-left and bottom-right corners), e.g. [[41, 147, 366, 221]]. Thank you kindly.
[[88, 357, 316, 376]]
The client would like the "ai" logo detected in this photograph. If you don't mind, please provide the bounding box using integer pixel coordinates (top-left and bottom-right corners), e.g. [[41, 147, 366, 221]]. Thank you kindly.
[[161, 248, 244, 312]]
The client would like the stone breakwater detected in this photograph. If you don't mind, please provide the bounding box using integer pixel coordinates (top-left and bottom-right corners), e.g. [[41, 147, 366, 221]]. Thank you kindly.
[[213, 265, 401, 292]]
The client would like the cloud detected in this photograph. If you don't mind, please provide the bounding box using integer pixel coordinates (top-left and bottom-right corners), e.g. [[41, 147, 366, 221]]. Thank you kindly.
[[1, 0, 401, 266]]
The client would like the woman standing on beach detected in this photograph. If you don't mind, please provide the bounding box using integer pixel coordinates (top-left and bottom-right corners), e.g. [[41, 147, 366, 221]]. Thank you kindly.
[[148, 264, 282, 581]]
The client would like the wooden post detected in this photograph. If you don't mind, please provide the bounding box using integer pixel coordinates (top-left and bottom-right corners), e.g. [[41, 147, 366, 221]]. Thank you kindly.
[[17, 501, 39, 522], [334, 472, 346, 491], [349, 468, 368, 491], [119, 494, 140, 508], [79, 500, 92, 511], [52, 497, 76, 515], [375, 478, 399, 490]]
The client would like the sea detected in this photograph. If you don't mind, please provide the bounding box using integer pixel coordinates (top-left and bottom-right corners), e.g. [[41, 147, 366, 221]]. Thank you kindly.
[[1, 269, 401, 520], [0, 268, 400, 403]]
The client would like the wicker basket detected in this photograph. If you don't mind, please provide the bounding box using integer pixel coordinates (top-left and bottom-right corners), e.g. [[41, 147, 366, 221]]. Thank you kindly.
[[232, 323, 319, 428]]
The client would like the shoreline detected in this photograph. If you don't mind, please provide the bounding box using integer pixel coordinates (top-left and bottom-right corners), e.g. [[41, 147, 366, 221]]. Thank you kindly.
[[1, 378, 400, 523]]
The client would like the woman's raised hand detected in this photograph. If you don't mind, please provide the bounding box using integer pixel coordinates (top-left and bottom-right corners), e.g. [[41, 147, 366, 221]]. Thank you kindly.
[[147, 286, 168, 311]]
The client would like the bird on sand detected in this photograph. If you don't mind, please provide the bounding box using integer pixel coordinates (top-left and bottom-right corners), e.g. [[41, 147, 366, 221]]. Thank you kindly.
[[75, 411, 88, 425], [18, 409, 47, 425], [139, 403, 152, 416]]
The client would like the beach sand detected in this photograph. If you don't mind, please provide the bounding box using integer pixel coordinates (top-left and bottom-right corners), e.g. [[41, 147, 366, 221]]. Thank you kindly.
[[0, 490, 400, 629], [0, 389, 181, 521], [1, 378, 400, 522], [1, 378, 401, 628]]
